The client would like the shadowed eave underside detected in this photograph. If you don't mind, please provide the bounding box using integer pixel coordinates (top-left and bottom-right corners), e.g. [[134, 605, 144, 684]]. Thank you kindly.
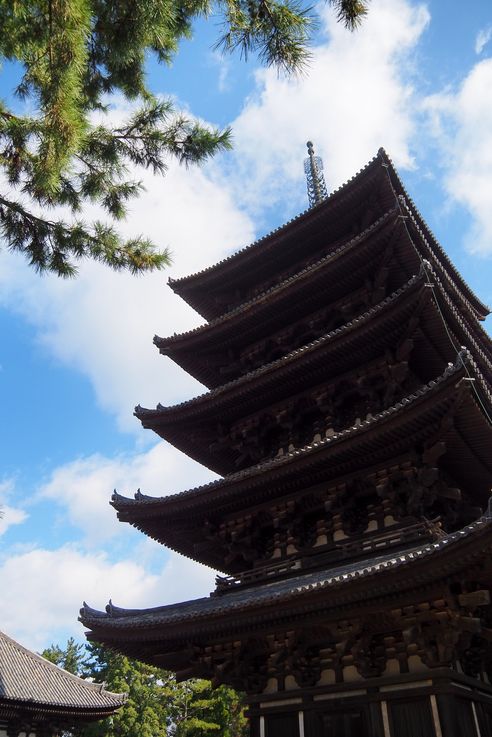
[[114, 357, 492, 570], [136, 268, 492, 476], [80, 515, 492, 657], [167, 149, 489, 324]]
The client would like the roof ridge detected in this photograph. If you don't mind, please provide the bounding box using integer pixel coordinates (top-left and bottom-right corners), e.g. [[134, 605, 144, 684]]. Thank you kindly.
[[156, 206, 399, 350], [0, 630, 126, 704], [137, 271, 426, 419], [423, 262, 492, 378], [126, 355, 472, 507], [379, 148, 489, 317], [168, 151, 382, 289], [403, 201, 488, 322]]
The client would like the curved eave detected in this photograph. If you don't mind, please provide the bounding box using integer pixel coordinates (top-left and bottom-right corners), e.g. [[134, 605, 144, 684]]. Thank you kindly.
[[0, 698, 124, 722], [80, 516, 492, 649], [381, 149, 489, 320], [136, 270, 492, 476], [0, 631, 125, 715], [157, 208, 400, 364], [160, 214, 490, 393], [169, 152, 391, 320], [117, 361, 492, 570], [161, 207, 489, 361], [138, 274, 432, 474], [168, 149, 489, 324]]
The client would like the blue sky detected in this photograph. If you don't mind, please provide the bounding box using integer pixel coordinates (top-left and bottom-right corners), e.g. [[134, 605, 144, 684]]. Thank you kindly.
[[1, 0, 492, 652]]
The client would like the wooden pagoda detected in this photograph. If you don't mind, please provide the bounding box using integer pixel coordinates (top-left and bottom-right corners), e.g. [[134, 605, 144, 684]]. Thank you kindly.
[[0, 630, 125, 737], [81, 148, 492, 737]]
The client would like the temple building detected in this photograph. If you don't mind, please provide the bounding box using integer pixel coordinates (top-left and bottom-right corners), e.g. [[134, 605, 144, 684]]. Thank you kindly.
[[0, 630, 125, 737], [81, 147, 492, 737]]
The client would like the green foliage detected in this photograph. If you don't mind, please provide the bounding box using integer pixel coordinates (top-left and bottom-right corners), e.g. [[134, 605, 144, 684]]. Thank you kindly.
[[0, 0, 367, 277], [44, 641, 248, 737], [80, 645, 170, 737], [169, 679, 248, 737], [42, 637, 85, 674], [216, 0, 313, 74], [329, 0, 369, 29]]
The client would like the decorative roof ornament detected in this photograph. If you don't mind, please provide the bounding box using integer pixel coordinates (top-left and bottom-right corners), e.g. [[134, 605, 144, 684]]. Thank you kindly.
[[304, 140, 328, 208]]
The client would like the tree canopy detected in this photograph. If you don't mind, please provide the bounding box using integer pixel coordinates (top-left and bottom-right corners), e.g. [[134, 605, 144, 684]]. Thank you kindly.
[[42, 640, 248, 737], [42, 636, 85, 674], [0, 0, 368, 277]]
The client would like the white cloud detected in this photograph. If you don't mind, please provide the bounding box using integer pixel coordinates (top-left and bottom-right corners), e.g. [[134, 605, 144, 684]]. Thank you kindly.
[[0, 479, 28, 537], [475, 26, 492, 55], [0, 0, 431, 434], [37, 442, 216, 545], [224, 0, 430, 213], [0, 159, 255, 432], [423, 58, 492, 255], [0, 506, 27, 536], [210, 51, 232, 92], [0, 544, 216, 651]]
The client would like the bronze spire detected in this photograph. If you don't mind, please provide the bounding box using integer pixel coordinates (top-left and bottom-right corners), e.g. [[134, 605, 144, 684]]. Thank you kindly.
[[304, 140, 328, 207]]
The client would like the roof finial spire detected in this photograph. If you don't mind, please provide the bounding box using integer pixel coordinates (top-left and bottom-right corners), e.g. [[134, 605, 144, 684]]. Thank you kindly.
[[304, 141, 328, 208]]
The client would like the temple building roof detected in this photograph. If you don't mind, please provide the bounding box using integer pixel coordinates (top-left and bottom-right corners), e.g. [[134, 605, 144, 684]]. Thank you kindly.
[[116, 355, 492, 570], [157, 209, 402, 386], [136, 268, 492, 475], [0, 630, 125, 717], [80, 514, 492, 666], [168, 149, 488, 323], [158, 207, 489, 391]]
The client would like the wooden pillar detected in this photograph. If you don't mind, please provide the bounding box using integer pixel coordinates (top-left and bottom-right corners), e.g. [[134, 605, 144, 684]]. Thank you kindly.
[[368, 701, 386, 737], [380, 701, 391, 737], [298, 711, 305, 737], [436, 693, 482, 737], [472, 703, 483, 737], [260, 715, 265, 737], [430, 694, 443, 737]]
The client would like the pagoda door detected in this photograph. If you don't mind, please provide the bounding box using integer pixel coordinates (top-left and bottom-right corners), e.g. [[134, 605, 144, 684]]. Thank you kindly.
[[306, 708, 370, 737], [264, 712, 299, 737]]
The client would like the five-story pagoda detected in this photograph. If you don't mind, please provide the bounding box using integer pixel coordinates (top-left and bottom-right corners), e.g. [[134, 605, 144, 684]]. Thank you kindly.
[[81, 147, 492, 737]]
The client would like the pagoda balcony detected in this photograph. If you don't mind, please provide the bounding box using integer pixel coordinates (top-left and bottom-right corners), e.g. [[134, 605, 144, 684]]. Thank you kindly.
[[213, 517, 443, 593]]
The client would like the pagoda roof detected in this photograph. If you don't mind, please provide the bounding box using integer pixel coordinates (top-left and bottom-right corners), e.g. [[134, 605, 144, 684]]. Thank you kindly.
[[156, 208, 402, 387], [117, 356, 492, 570], [80, 514, 492, 657], [159, 206, 490, 390], [0, 630, 125, 718], [168, 149, 488, 324], [136, 269, 492, 476]]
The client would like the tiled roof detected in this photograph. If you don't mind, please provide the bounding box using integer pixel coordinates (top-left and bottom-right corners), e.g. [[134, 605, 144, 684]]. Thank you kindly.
[[156, 207, 399, 351], [138, 271, 428, 421], [168, 149, 488, 322], [381, 150, 489, 319], [0, 630, 125, 712], [80, 516, 492, 634], [159, 200, 489, 362], [169, 151, 382, 293], [137, 265, 492, 434], [121, 352, 492, 522]]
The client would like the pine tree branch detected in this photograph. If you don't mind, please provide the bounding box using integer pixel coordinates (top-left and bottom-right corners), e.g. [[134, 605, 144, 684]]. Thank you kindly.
[[0, 0, 368, 277], [0, 194, 170, 276]]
